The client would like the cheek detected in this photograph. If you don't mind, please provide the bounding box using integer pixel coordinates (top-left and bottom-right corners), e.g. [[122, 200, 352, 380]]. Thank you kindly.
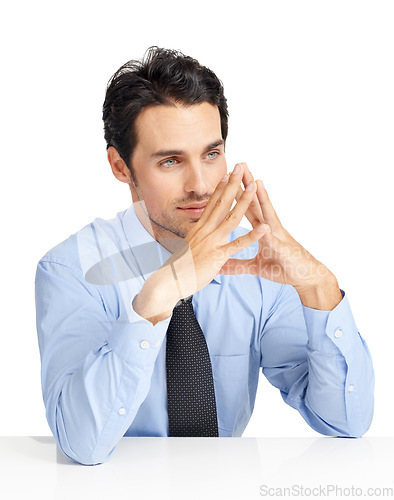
[[217, 157, 228, 177], [144, 187, 174, 212], [213, 164, 228, 187]]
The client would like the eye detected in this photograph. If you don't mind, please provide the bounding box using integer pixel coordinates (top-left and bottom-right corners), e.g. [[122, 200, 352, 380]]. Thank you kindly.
[[207, 151, 219, 159], [160, 158, 178, 168]]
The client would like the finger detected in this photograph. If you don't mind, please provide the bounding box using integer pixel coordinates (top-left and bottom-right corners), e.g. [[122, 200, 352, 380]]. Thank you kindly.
[[219, 257, 255, 276], [219, 256, 272, 277], [223, 222, 271, 259], [216, 176, 259, 235], [195, 170, 230, 226], [235, 184, 265, 227], [199, 163, 246, 231], [256, 179, 281, 229], [256, 224, 288, 257], [239, 163, 265, 225], [219, 255, 281, 281], [219, 228, 287, 277]]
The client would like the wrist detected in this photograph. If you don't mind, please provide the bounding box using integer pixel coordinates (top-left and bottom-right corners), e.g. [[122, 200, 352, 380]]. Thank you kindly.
[[133, 265, 180, 325], [295, 273, 343, 311]]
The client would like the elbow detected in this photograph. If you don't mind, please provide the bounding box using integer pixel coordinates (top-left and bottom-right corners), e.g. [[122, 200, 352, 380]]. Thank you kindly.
[[51, 410, 113, 466], [303, 397, 374, 439], [347, 395, 375, 438], [56, 440, 112, 466], [334, 403, 374, 439], [347, 414, 374, 439], [335, 429, 366, 439]]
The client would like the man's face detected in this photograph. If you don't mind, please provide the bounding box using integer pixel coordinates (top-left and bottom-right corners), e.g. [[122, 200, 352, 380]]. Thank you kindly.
[[130, 101, 227, 240]]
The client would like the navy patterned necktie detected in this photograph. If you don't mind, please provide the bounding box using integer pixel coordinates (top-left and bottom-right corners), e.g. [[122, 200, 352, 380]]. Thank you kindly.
[[166, 295, 219, 437]]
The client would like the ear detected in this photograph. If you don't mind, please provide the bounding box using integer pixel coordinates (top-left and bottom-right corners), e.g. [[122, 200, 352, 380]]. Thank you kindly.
[[107, 147, 132, 184]]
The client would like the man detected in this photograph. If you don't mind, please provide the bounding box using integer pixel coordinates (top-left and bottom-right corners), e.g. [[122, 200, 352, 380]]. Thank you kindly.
[[35, 46, 374, 466]]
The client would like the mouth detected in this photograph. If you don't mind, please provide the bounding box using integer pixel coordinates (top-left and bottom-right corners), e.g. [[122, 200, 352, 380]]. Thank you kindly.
[[177, 203, 207, 216]]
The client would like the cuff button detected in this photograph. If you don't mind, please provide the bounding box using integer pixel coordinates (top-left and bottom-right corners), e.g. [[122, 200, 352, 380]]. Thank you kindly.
[[334, 329, 343, 338]]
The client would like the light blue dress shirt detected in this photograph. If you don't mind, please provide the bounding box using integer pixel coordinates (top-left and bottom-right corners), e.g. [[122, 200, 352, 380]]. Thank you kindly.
[[35, 204, 374, 465]]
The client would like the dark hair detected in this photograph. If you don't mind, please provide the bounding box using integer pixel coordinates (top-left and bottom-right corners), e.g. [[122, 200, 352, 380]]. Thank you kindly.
[[102, 46, 229, 177]]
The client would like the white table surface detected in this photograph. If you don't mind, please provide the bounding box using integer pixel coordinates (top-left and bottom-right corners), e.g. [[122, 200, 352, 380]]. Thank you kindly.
[[0, 437, 393, 499]]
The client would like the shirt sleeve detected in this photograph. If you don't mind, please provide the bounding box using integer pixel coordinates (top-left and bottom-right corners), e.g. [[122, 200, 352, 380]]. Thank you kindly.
[[35, 259, 172, 465], [259, 283, 374, 437]]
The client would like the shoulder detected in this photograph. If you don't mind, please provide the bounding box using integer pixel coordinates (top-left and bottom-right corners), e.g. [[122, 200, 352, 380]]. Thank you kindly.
[[37, 208, 129, 271]]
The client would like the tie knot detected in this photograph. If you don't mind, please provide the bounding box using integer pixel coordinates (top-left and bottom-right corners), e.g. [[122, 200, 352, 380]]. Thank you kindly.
[[174, 295, 193, 308]]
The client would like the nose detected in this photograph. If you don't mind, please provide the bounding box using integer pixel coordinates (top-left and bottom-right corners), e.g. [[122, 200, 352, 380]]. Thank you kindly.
[[183, 161, 211, 197]]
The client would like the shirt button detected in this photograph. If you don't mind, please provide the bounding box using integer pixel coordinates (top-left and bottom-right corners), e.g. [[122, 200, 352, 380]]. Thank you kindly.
[[118, 408, 126, 415], [348, 385, 355, 392], [140, 340, 150, 349], [334, 329, 343, 338]]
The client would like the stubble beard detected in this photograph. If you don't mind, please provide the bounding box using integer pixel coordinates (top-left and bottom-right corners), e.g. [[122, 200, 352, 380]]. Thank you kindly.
[[131, 182, 200, 250]]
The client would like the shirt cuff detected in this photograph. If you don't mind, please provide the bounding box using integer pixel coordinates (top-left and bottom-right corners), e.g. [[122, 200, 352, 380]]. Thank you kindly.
[[107, 291, 173, 368], [302, 289, 361, 355]]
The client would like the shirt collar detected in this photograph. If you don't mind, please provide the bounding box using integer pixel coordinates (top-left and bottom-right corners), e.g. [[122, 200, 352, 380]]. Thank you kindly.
[[121, 203, 221, 285]]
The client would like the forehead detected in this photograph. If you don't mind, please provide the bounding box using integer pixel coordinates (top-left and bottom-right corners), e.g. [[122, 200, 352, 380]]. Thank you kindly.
[[134, 102, 222, 152]]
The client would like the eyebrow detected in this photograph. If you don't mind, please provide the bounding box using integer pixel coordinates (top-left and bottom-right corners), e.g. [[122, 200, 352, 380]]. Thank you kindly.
[[149, 139, 225, 158]]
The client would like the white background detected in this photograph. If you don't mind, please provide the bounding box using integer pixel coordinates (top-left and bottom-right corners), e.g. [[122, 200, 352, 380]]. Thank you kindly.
[[0, 0, 392, 438]]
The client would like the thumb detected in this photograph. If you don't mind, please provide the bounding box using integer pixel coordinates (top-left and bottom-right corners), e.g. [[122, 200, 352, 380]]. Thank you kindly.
[[219, 258, 254, 276]]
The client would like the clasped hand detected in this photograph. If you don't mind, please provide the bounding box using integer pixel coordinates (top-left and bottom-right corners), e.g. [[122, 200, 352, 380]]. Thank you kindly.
[[166, 162, 335, 303]]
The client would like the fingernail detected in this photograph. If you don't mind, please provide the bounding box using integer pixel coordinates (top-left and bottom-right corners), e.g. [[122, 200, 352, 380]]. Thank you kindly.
[[257, 223, 267, 233], [220, 173, 229, 182], [232, 164, 241, 174], [246, 181, 254, 191]]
